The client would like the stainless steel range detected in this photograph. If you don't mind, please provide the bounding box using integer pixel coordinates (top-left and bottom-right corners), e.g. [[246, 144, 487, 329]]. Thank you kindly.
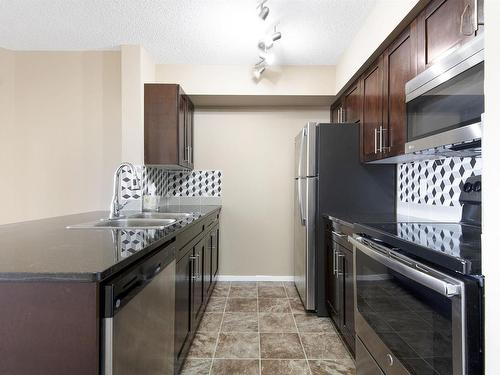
[[350, 176, 483, 375]]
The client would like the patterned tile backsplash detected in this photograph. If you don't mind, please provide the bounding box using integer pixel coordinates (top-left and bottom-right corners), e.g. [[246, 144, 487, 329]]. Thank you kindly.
[[398, 157, 482, 207], [120, 166, 223, 202]]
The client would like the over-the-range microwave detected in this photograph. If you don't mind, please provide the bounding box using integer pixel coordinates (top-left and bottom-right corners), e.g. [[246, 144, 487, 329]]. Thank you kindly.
[[377, 35, 484, 164]]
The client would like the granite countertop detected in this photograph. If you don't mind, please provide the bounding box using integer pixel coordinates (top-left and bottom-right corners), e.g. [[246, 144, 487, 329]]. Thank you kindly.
[[0, 205, 221, 282]]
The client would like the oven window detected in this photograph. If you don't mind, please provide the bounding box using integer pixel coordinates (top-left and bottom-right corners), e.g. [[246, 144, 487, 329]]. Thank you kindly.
[[356, 250, 453, 375], [407, 62, 484, 141]]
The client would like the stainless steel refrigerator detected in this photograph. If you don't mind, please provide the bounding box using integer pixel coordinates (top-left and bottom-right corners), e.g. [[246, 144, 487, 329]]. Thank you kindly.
[[294, 122, 317, 311], [293, 122, 396, 312]]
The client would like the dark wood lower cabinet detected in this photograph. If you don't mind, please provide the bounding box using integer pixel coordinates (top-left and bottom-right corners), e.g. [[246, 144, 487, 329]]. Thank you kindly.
[[174, 250, 192, 366], [175, 219, 220, 374], [325, 227, 355, 355]]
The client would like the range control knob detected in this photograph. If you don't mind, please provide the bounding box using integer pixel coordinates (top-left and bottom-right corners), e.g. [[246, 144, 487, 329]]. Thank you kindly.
[[463, 182, 473, 193], [473, 181, 481, 192]]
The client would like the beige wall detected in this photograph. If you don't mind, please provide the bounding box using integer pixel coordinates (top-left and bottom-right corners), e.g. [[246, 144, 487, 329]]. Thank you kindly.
[[121, 45, 156, 164], [334, 0, 419, 92], [194, 107, 329, 276], [483, 0, 500, 371], [0, 50, 122, 225], [156, 64, 336, 96]]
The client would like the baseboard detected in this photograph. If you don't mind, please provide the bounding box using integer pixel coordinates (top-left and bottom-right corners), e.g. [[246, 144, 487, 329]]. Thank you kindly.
[[217, 275, 294, 282]]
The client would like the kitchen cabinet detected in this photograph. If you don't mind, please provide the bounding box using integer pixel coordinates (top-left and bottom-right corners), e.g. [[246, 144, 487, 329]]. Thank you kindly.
[[416, 0, 483, 73], [174, 249, 192, 364], [174, 214, 220, 374], [360, 56, 385, 162], [382, 24, 418, 157], [192, 241, 204, 324], [325, 223, 355, 355], [210, 226, 220, 280], [330, 0, 484, 163], [343, 81, 360, 123], [203, 236, 212, 298], [330, 82, 359, 124], [330, 101, 342, 124], [144, 84, 194, 169]]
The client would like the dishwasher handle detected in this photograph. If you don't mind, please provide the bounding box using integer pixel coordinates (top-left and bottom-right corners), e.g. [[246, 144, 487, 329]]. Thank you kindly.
[[103, 238, 175, 318]]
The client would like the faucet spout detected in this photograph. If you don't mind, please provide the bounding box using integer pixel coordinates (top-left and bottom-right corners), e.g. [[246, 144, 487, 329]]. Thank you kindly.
[[110, 162, 141, 219]]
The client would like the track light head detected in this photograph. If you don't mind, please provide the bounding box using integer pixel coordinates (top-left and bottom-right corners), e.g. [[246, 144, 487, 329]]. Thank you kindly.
[[253, 65, 266, 79], [258, 6, 269, 20]]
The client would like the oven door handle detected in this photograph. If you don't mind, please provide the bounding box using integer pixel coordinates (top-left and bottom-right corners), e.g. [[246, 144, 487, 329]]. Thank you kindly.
[[349, 236, 463, 298]]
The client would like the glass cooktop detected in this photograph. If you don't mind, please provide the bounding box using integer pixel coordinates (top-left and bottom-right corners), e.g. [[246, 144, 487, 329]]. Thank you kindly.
[[355, 221, 482, 276]]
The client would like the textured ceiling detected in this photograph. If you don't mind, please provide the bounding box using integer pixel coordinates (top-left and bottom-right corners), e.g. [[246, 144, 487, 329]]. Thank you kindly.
[[0, 0, 376, 65]]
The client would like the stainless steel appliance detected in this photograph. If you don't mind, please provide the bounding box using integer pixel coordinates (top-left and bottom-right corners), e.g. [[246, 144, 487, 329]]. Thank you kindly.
[[350, 176, 483, 375], [294, 122, 317, 311], [405, 35, 484, 158], [294, 122, 396, 313], [102, 238, 176, 375]]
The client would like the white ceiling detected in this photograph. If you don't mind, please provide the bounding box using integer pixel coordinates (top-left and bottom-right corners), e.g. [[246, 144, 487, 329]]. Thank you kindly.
[[0, 0, 376, 65]]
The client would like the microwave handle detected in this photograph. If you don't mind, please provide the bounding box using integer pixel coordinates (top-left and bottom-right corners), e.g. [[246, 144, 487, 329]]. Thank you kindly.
[[349, 236, 463, 298]]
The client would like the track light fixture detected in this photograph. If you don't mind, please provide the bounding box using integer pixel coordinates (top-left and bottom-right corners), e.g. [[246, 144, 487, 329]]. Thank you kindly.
[[253, 2, 282, 80], [258, 25, 282, 50], [257, 0, 270, 20]]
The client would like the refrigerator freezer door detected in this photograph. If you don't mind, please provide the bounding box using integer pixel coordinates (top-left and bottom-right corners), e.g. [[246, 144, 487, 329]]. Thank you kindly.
[[295, 123, 317, 178], [294, 177, 316, 311], [295, 128, 307, 178], [304, 122, 317, 177]]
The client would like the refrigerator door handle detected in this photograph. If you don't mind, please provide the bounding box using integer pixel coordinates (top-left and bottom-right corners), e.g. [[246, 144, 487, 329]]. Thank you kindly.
[[297, 179, 305, 225]]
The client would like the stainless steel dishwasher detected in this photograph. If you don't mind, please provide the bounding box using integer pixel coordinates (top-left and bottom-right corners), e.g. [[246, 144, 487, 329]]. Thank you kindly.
[[101, 238, 176, 375]]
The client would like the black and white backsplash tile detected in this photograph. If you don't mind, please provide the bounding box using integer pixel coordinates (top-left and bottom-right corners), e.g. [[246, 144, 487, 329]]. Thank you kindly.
[[167, 170, 223, 197], [120, 166, 223, 203], [398, 157, 482, 220]]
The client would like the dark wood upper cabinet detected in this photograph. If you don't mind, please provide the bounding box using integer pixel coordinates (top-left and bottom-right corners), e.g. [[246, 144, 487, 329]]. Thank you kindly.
[[330, 101, 342, 124], [144, 84, 194, 169], [382, 23, 418, 157], [360, 56, 385, 162], [343, 81, 360, 123], [416, 0, 483, 73], [330, 81, 359, 124]]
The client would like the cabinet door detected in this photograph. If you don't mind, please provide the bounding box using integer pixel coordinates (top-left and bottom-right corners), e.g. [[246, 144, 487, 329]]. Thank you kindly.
[[325, 234, 337, 324], [417, 0, 481, 73], [330, 102, 342, 124], [341, 247, 355, 354], [191, 242, 204, 325], [383, 24, 418, 157], [360, 56, 385, 162], [203, 235, 212, 298], [174, 250, 192, 362], [211, 227, 219, 279], [178, 94, 188, 167], [343, 82, 360, 123], [186, 100, 194, 169], [144, 84, 180, 165]]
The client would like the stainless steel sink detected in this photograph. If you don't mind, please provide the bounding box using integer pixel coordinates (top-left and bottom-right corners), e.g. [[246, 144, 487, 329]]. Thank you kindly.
[[67, 218, 177, 230], [128, 212, 193, 220]]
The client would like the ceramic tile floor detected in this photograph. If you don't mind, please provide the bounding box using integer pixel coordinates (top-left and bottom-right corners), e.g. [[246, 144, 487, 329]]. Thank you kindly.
[[180, 281, 355, 375]]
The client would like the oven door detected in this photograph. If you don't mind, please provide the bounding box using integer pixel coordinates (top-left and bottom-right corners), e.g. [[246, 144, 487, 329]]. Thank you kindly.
[[350, 236, 466, 375]]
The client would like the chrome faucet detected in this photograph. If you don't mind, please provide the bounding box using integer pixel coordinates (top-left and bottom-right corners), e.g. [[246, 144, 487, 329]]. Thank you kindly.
[[110, 162, 141, 219]]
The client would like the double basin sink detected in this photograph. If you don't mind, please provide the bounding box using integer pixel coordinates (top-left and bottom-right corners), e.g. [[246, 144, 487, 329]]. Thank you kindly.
[[67, 212, 193, 230]]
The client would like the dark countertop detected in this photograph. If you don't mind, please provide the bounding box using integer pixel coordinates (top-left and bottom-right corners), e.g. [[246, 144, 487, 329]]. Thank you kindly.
[[0, 205, 221, 282], [322, 211, 482, 276]]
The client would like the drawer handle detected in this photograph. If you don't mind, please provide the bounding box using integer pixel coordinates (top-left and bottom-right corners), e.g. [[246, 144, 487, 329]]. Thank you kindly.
[[387, 353, 394, 366]]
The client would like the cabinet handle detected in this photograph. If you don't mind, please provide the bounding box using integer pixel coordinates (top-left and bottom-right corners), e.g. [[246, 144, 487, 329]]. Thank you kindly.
[[379, 125, 383, 153], [334, 250, 339, 277], [460, 3, 474, 36], [190, 255, 197, 279], [337, 254, 345, 276], [374, 128, 378, 154]]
